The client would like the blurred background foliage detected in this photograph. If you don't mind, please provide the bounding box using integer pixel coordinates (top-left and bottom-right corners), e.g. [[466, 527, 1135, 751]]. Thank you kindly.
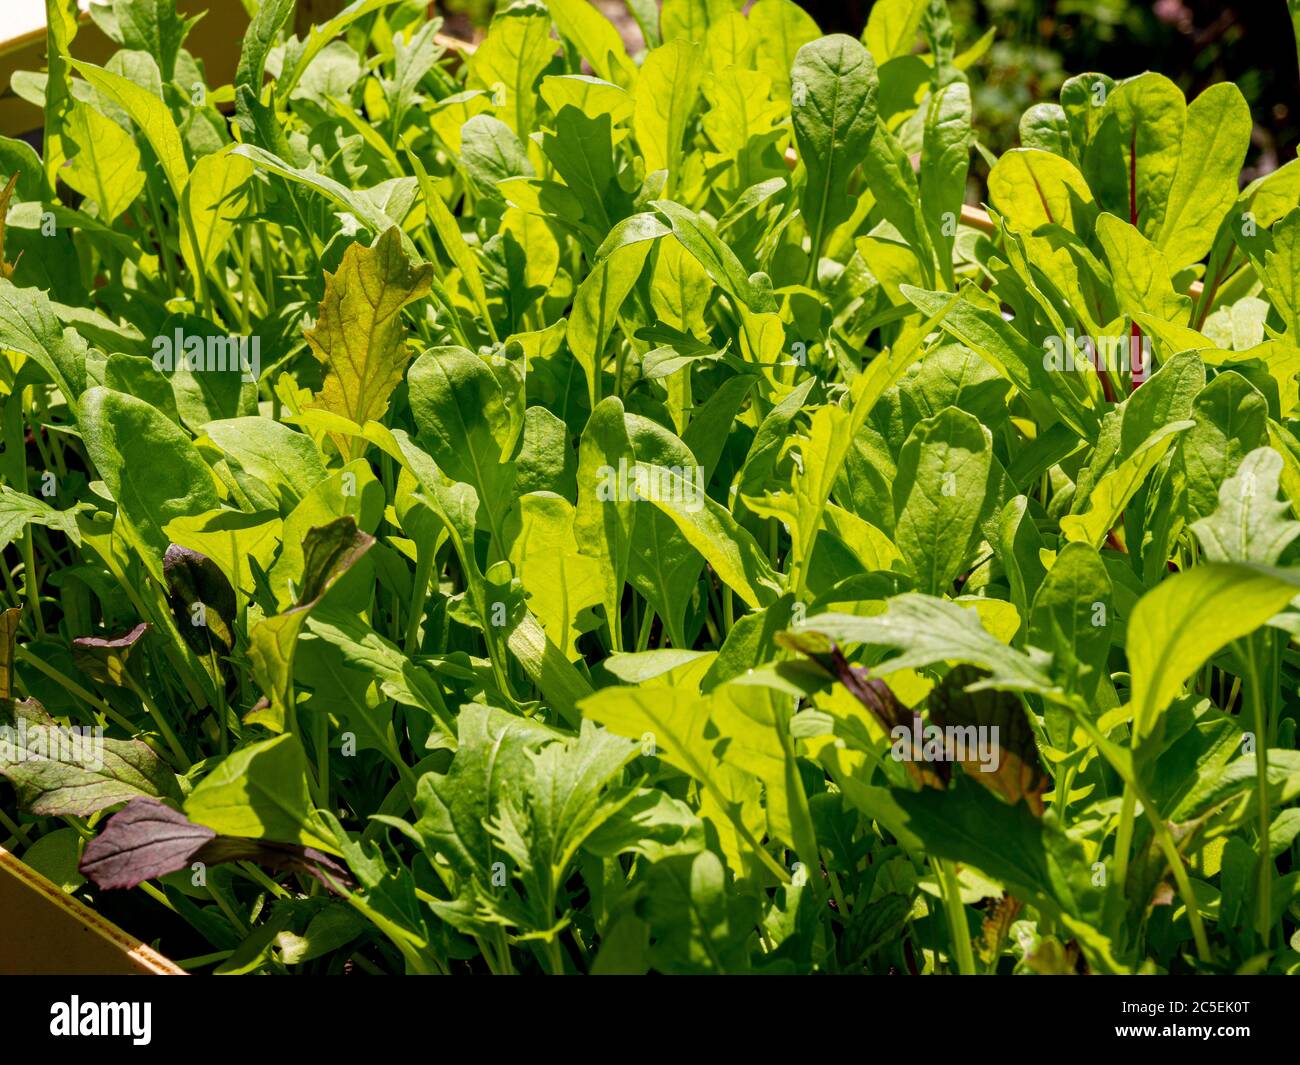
[[434, 0, 1300, 183]]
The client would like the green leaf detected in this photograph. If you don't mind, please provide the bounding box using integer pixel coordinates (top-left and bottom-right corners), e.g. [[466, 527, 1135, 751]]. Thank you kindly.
[[506, 492, 605, 659], [1128, 563, 1300, 742], [0, 697, 181, 816], [1083, 72, 1184, 240], [791, 34, 878, 270], [568, 214, 665, 405], [749, 0, 820, 101], [205, 418, 327, 512], [1060, 419, 1191, 547], [408, 345, 520, 558], [920, 80, 971, 284], [1029, 542, 1113, 702], [231, 143, 404, 240], [578, 684, 765, 877], [305, 607, 453, 736], [61, 101, 145, 224], [274, 0, 400, 104], [625, 416, 706, 650], [113, 0, 194, 81], [0, 279, 88, 400], [1154, 82, 1252, 270], [575, 397, 637, 646], [633, 38, 703, 197], [485, 721, 638, 936], [1180, 371, 1269, 522], [185, 734, 337, 853], [410, 703, 557, 935], [248, 517, 375, 731], [660, 0, 733, 45], [902, 285, 1098, 441], [0, 485, 84, 551], [235, 0, 295, 92], [797, 595, 1057, 697], [79, 387, 220, 580], [547, 0, 637, 88], [832, 774, 1102, 929], [68, 59, 189, 200], [1259, 209, 1300, 339], [891, 407, 991, 595], [1095, 213, 1191, 326], [863, 0, 926, 62], [180, 146, 254, 292], [641, 462, 781, 609], [406, 149, 495, 341], [1191, 447, 1300, 564], [639, 849, 758, 973], [467, 3, 554, 137], [164, 508, 282, 600], [43, 0, 79, 188]]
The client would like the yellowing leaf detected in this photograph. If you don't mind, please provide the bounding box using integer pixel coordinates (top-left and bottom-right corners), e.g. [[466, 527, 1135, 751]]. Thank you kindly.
[[305, 227, 433, 460]]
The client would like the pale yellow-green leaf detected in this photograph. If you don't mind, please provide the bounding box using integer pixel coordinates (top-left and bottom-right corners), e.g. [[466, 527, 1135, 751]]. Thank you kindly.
[[406, 149, 495, 340], [569, 222, 660, 406], [501, 206, 559, 293], [704, 11, 756, 69], [863, 0, 927, 62], [69, 59, 189, 199], [180, 146, 253, 287], [539, 75, 634, 128], [546, 0, 637, 88], [164, 509, 283, 600], [749, 0, 819, 101], [987, 148, 1094, 234], [578, 685, 765, 876], [650, 236, 711, 336], [634, 38, 703, 195], [185, 735, 338, 853], [61, 102, 144, 224], [1155, 82, 1252, 270], [466, 3, 555, 136], [507, 492, 605, 660]]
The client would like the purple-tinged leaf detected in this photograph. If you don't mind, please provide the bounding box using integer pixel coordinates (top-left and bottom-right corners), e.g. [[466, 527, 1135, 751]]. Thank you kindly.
[[79, 797, 214, 889], [80, 797, 352, 892]]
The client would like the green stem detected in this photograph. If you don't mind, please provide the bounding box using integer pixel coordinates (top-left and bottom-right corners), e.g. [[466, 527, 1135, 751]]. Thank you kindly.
[[1106, 785, 1137, 938], [124, 674, 191, 770], [14, 646, 135, 733], [1244, 634, 1272, 947], [938, 859, 977, 975], [145, 178, 178, 293]]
